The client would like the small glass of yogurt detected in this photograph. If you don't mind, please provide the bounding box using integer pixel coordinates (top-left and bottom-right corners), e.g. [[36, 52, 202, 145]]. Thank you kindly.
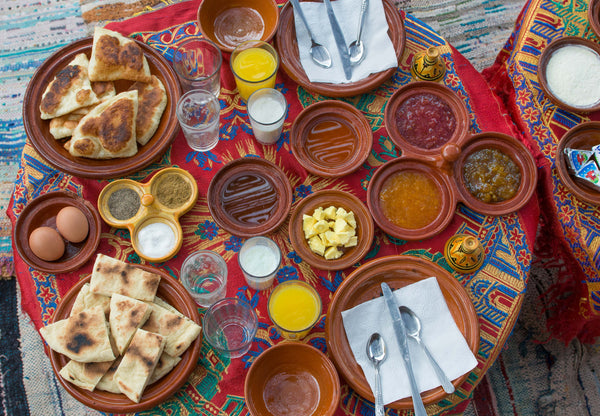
[[238, 236, 281, 290], [247, 88, 287, 145]]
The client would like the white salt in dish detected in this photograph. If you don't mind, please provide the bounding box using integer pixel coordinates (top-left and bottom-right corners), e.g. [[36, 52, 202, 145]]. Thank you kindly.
[[135, 220, 178, 259]]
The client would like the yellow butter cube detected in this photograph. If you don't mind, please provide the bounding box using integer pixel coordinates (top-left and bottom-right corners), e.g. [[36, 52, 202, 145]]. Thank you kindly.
[[324, 246, 343, 260], [336, 207, 348, 219], [336, 231, 352, 246], [308, 235, 326, 256], [345, 236, 358, 248], [323, 206, 337, 219], [346, 212, 357, 229], [324, 230, 340, 246], [312, 207, 325, 221], [334, 218, 351, 233], [302, 215, 318, 238], [313, 220, 330, 234]]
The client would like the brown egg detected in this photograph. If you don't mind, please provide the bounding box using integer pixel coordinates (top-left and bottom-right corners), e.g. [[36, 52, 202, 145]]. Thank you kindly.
[[29, 227, 65, 261], [56, 206, 89, 243]]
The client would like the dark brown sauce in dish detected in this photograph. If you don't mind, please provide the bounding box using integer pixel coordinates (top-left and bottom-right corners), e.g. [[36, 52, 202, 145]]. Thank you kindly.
[[305, 119, 355, 166], [221, 172, 278, 224]]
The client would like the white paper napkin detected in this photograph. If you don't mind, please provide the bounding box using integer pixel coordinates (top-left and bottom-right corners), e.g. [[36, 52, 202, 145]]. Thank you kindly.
[[341, 277, 478, 405], [292, 0, 397, 84]]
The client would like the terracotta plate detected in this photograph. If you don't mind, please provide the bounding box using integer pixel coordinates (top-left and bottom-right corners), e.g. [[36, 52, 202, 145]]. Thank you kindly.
[[556, 121, 600, 205], [207, 158, 292, 237], [589, 0, 600, 41], [325, 255, 479, 410], [289, 189, 375, 270], [23, 37, 181, 179], [13, 191, 102, 273], [275, 0, 405, 97], [47, 266, 202, 413], [537, 36, 600, 113], [291, 100, 373, 177]]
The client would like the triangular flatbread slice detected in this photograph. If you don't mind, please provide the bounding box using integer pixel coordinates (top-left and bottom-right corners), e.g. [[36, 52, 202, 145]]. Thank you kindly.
[[39, 305, 116, 363], [89, 27, 151, 83], [59, 359, 114, 391], [70, 282, 111, 316], [64, 90, 139, 159], [40, 53, 99, 120], [109, 293, 151, 354], [114, 328, 165, 403], [89, 254, 161, 301], [128, 75, 167, 145], [148, 352, 181, 385], [96, 357, 122, 393]]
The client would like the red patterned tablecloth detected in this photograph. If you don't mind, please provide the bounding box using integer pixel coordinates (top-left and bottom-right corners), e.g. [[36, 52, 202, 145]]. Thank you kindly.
[[9, 0, 540, 414]]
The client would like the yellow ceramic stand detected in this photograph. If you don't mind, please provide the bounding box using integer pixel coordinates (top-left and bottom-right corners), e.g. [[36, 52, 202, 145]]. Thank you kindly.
[[411, 46, 446, 82], [444, 234, 484, 274]]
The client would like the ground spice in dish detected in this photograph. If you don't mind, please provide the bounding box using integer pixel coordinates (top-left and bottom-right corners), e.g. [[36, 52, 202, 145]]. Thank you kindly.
[[107, 188, 141, 220], [462, 148, 521, 203], [155, 174, 192, 209]]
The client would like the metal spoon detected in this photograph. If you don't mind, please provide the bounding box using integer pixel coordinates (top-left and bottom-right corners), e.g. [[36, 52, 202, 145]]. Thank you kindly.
[[366, 332, 386, 416], [289, 0, 332, 68], [400, 306, 455, 394], [349, 0, 368, 65]]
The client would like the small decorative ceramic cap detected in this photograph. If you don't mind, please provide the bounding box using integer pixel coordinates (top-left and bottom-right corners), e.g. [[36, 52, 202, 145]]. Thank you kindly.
[[411, 46, 446, 82], [444, 234, 484, 273]]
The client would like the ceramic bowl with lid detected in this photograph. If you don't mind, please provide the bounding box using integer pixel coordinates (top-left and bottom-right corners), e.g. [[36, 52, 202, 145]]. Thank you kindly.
[[97, 167, 198, 262]]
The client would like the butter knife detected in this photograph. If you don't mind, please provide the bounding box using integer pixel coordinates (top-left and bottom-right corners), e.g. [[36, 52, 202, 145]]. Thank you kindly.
[[322, 0, 352, 80], [381, 282, 428, 416]]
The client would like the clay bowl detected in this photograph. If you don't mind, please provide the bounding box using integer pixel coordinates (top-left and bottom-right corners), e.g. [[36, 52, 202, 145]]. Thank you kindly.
[[367, 158, 457, 241], [291, 100, 373, 177], [589, 0, 600, 40], [453, 132, 538, 216], [325, 255, 479, 410], [14, 191, 102, 274], [23, 37, 181, 179], [207, 158, 292, 237], [556, 121, 600, 205], [245, 342, 341, 416], [288, 189, 375, 270], [537, 36, 600, 113], [384, 81, 469, 160], [275, 0, 405, 97], [46, 266, 202, 413], [197, 0, 279, 53]]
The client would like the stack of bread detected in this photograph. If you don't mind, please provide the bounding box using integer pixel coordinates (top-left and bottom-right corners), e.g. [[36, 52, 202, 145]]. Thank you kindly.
[[39, 27, 167, 159], [39, 254, 201, 403]]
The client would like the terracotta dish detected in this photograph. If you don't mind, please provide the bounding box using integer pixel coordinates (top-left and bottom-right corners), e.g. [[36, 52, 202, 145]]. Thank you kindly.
[[288, 189, 375, 270], [589, 0, 600, 40], [556, 121, 600, 205], [47, 267, 202, 413], [275, 0, 405, 97], [325, 255, 479, 410], [245, 342, 341, 416], [291, 100, 372, 177], [197, 0, 279, 53], [23, 37, 181, 179], [207, 158, 292, 237], [14, 190, 102, 274], [537, 36, 600, 113]]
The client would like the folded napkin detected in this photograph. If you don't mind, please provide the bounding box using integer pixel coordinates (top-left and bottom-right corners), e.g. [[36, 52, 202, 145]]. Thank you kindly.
[[293, 0, 397, 84], [341, 277, 478, 405]]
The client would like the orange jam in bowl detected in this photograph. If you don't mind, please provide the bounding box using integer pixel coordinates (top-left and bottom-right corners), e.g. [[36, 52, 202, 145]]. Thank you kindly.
[[379, 170, 442, 229]]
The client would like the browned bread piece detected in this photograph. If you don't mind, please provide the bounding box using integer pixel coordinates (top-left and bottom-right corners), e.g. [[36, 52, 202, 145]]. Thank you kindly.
[[59, 359, 114, 391], [109, 293, 152, 354], [128, 75, 167, 145]]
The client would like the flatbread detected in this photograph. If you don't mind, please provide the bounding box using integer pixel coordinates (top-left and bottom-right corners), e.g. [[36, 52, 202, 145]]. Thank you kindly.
[[114, 328, 165, 403], [40, 53, 99, 120], [148, 352, 181, 385], [64, 90, 139, 159], [142, 301, 201, 357], [89, 254, 161, 301], [70, 283, 111, 316], [89, 27, 151, 83], [109, 293, 151, 354], [91, 81, 116, 99], [95, 357, 122, 393], [40, 305, 116, 363], [59, 359, 114, 391], [128, 75, 167, 145]]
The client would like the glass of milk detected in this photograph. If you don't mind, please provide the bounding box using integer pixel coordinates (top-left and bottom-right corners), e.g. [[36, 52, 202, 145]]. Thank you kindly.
[[238, 236, 281, 290], [247, 88, 287, 145]]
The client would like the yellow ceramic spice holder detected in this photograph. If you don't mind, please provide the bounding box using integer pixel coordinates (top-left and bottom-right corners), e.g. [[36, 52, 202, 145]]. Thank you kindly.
[[411, 46, 446, 82], [97, 167, 198, 263], [444, 233, 485, 274]]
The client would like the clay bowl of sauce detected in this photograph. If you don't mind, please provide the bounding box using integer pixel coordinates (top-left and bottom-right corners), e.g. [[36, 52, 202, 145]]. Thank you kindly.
[[197, 0, 279, 53], [288, 189, 375, 270], [97, 167, 198, 263], [245, 342, 341, 416], [556, 121, 600, 205], [453, 132, 537, 216], [367, 158, 456, 241], [14, 190, 102, 273], [384, 81, 469, 161], [537, 36, 600, 113], [207, 157, 292, 237], [291, 101, 373, 177]]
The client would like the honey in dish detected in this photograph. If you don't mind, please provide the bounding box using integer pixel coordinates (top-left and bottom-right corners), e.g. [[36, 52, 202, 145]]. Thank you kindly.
[[305, 119, 355, 166], [380, 170, 442, 229], [220, 172, 277, 225], [214, 7, 265, 49]]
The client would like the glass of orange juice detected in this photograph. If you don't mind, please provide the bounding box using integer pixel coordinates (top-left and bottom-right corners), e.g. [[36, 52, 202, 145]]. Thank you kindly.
[[267, 280, 322, 340], [230, 40, 279, 101]]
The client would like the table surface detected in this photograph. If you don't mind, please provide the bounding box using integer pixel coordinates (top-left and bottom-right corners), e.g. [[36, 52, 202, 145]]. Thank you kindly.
[[8, 0, 540, 414]]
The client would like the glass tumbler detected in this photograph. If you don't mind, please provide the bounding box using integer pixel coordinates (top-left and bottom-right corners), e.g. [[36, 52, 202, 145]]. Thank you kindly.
[[180, 250, 227, 307], [172, 37, 222, 97]]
